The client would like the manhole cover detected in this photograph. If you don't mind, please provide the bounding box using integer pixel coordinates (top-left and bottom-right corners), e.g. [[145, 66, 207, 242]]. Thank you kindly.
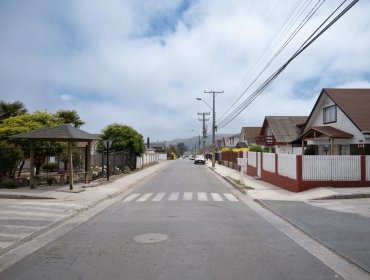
[[134, 233, 169, 244]]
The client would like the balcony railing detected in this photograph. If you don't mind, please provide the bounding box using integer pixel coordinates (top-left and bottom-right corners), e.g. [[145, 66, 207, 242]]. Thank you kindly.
[[256, 135, 276, 146]]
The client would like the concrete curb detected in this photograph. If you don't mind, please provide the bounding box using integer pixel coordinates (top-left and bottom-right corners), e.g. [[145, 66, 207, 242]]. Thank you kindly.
[[205, 164, 248, 194], [222, 176, 247, 194], [312, 193, 370, 200], [253, 198, 370, 274], [0, 194, 55, 199]]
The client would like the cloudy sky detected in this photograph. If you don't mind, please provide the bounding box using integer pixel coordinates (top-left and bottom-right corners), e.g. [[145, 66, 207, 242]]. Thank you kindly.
[[1, 0, 369, 141]]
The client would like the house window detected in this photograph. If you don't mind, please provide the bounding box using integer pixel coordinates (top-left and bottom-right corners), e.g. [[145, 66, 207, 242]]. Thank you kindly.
[[323, 105, 337, 124]]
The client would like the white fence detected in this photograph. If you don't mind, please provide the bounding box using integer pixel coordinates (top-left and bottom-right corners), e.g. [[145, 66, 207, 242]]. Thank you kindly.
[[136, 153, 159, 169], [262, 153, 275, 173], [277, 154, 297, 179], [303, 155, 361, 181], [247, 152, 257, 167], [366, 156, 370, 181]]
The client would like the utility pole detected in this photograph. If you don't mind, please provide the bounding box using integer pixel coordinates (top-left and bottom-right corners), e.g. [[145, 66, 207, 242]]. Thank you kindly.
[[204, 90, 223, 168], [198, 112, 210, 154], [198, 135, 201, 154]]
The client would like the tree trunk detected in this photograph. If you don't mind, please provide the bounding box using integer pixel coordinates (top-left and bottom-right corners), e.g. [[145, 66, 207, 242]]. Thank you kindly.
[[16, 159, 25, 178]]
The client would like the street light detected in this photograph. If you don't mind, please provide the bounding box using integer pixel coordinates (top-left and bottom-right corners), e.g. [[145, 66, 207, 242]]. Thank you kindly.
[[196, 98, 212, 110]]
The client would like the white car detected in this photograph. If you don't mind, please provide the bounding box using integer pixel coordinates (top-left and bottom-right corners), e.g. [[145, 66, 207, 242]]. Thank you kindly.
[[194, 155, 205, 165]]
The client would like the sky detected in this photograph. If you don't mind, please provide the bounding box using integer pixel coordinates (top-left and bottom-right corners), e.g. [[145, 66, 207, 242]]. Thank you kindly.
[[1, 0, 369, 142]]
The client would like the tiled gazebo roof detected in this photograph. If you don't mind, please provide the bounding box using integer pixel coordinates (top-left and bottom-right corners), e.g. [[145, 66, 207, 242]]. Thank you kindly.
[[10, 124, 101, 141]]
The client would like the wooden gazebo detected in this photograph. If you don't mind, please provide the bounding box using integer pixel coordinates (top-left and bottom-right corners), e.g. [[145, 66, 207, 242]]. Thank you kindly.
[[10, 124, 101, 190]]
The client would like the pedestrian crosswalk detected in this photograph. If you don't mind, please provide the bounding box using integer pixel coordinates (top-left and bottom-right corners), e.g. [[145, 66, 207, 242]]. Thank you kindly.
[[122, 192, 239, 203], [0, 201, 82, 252]]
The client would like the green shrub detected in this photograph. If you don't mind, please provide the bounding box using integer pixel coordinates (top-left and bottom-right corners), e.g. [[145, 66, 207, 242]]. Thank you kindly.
[[1, 178, 21, 189], [248, 145, 265, 152], [46, 177, 55, 185], [122, 166, 131, 174], [42, 163, 58, 172]]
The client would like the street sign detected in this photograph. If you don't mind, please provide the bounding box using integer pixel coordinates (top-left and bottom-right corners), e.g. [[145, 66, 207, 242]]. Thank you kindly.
[[103, 140, 113, 149], [237, 158, 248, 166]]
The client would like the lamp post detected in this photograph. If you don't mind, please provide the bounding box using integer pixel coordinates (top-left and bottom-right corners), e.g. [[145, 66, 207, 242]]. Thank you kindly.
[[103, 140, 113, 181], [197, 90, 223, 168]]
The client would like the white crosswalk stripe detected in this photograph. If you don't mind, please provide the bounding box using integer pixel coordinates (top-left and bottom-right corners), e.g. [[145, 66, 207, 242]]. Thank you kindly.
[[168, 192, 180, 201], [137, 193, 153, 202], [224, 193, 238, 202], [152, 192, 166, 201], [197, 192, 208, 201], [211, 193, 223, 201], [0, 201, 83, 251], [123, 192, 239, 203], [123, 193, 142, 202], [183, 192, 193, 201]]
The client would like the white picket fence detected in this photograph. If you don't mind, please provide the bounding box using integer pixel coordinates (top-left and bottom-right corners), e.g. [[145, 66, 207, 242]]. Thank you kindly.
[[303, 155, 361, 181], [248, 151, 257, 167], [262, 153, 275, 173], [278, 154, 297, 179], [245, 153, 369, 183]]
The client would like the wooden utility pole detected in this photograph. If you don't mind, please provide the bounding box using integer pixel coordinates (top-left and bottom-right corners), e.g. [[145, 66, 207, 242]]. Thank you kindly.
[[198, 112, 210, 153], [204, 90, 223, 168]]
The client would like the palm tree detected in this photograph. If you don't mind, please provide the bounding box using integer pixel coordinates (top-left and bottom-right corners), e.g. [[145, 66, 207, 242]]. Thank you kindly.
[[0, 101, 27, 123], [56, 110, 85, 128]]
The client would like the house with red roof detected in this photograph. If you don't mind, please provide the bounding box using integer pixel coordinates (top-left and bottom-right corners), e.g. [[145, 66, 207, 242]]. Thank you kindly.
[[298, 88, 370, 155]]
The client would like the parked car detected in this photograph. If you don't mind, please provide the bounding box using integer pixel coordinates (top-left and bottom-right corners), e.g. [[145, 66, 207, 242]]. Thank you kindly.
[[189, 155, 195, 160], [194, 155, 205, 165]]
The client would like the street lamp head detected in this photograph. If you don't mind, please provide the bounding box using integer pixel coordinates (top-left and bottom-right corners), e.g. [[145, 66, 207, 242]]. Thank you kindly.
[[196, 98, 202, 100]]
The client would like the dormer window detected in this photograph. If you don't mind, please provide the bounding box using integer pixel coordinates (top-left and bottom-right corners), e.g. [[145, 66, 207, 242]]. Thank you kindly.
[[323, 105, 337, 124]]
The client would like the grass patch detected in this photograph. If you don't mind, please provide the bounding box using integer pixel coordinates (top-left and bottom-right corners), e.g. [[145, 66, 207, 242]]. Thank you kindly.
[[226, 176, 254, 190]]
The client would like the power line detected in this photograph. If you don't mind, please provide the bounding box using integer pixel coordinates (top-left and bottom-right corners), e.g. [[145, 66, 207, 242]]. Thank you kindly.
[[217, 0, 359, 129], [219, 0, 313, 121]]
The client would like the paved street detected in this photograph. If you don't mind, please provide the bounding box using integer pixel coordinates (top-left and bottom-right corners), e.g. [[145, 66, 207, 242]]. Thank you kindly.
[[261, 199, 370, 273], [0, 199, 84, 254], [0, 160, 352, 280]]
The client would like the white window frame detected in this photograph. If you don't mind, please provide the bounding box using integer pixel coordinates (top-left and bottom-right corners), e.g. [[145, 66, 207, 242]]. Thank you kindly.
[[323, 105, 337, 124]]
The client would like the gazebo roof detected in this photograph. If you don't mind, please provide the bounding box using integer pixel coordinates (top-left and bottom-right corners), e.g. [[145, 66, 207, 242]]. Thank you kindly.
[[9, 124, 101, 142]]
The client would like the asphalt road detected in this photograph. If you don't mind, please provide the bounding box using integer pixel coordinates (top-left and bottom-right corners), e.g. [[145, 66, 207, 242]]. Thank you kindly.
[[261, 199, 370, 273], [0, 160, 344, 280]]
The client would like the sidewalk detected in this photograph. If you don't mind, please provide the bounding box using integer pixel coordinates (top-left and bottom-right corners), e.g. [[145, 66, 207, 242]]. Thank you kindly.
[[206, 161, 370, 274], [205, 161, 370, 201], [0, 161, 171, 203]]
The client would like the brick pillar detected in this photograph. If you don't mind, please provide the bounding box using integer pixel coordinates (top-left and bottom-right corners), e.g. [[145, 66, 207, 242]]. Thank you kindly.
[[297, 155, 303, 191], [361, 155, 366, 185]]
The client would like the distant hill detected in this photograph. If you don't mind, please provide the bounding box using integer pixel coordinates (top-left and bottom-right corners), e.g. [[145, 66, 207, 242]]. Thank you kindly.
[[167, 134, 233, 152]]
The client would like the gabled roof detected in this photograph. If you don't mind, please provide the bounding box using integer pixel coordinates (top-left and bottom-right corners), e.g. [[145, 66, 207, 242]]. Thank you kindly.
[[262, 116, 308, 143], [240, 127, 261, 144], [303, 88, 370, 134], [9, 124, 101, 141], [300, 126, 353, 139]]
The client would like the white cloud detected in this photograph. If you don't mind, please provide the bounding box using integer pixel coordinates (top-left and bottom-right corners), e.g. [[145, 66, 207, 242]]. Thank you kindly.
[[0, 0, 369, 140]]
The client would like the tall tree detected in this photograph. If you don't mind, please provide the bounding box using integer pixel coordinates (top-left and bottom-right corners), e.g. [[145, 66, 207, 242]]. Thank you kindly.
[[0, 101, 27, 123], [0, 111, 64, 175], [56, 110, 85, 128], [176, 142, 187, 156], [99, 123, 145, 154]]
